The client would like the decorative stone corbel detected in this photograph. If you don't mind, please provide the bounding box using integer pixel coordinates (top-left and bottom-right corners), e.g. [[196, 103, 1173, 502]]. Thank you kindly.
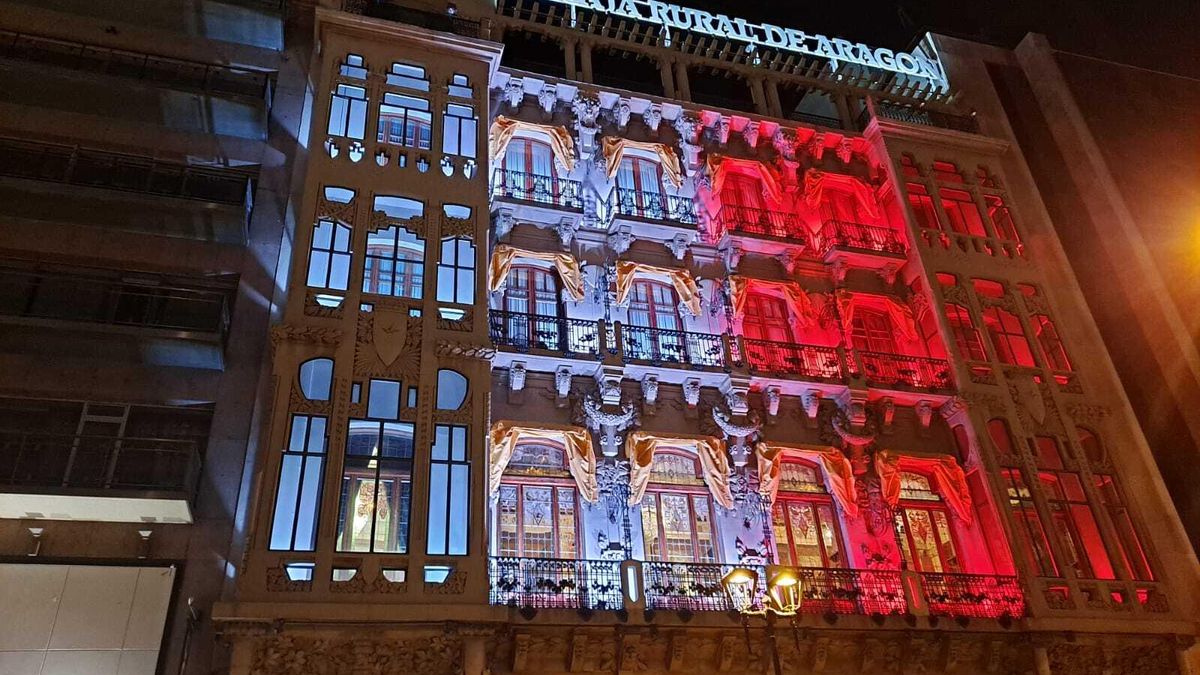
[[720, 376, 752, 415], [714, 115, 731, 144], [614, 97, 631, 129], [763, 386, 781, 421], [606, 225, 633, 255], [682, 377, 701, 408], [784, 249, 808, 275], [830, 258, 849, 285], [666, 232, 692, 260], [877, 262, 902, 285], [916, 399, 934, 429], [772, 127, 797, 160], [555, 366, 573, 400], [878, 397, 895, 434], [571, 91, 601, 160], [720, 242, 745, 273], [742, 120, 760, 148], [641, 374, 659, 409], [802, 389, 822, 424], [939, 396, 969, 424], [643, 103, 663, 132], [673, 113, 703, 170], [509, 362, 527, 391], [713, 406, 762, 467], [836, 388, 869, 428], [555, 216, 579, 247], [503, 78, 524, 108], [583, 391, 636, 458], [836, 137, 853, 163], [806, 131, 827, 160], [493, 207, 516, 240], [537, 83, 557, 116]]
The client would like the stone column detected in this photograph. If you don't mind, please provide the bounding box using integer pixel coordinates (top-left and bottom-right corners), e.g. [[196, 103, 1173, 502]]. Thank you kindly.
[[673, 60, 691, 101], [748, 77, 768, 116], [462, 634, 488, 675], [659, 57, 676, 98], [580, 41, 593, 82], [765, 78, 783, 118], [564, 38, 577, 80]]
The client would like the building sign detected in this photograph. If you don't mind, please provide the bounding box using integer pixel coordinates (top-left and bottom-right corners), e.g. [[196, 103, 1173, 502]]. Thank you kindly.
[[552, 0, 948, 90]]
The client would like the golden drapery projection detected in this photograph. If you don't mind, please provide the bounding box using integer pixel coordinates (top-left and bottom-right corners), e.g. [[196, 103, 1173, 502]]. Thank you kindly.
[[875, 450, 974, 525], [488, 421, 598, 502], [730, 276, 820, 328], [488, 116, 577, 172], [803, 169, 881, 219], [835, 291, 919, 343], [755, 443, 859, 517], [614, 261, 702, 316], [707, 154, 784, 205], [600, 136, 684, 188], [488, 244, 585, 301], [625, 431, 733, 509]]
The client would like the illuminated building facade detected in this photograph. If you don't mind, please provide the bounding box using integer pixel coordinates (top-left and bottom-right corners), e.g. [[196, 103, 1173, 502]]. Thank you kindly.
[[208, 1, 1196, 674]]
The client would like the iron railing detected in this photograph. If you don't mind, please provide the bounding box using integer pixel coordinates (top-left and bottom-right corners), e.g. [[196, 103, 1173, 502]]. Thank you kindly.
[[643, 561, 758, 611], [489, 310, 600, 357], [857, 351, 953, 390], [491, 169, 583, 209], [869, 101, 980, 134], [920, 572, 1025, 619], [0, 431, 202, 494], [0, 29, 275, 102], [712, 204, 805, 241], [0, 268, 232, 340], [743, 339, 844, 379], [489, 557, 623, 610], [796, 567, 907, 616], [611, 188, 698, 225], [0, 137, 257, 207], [621, 326, 726, 369], [816, 219, 906, 257]]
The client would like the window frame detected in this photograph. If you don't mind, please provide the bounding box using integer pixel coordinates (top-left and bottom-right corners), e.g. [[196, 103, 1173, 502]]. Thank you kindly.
[[336, 417, 415, 554], [944, 302, 987, 361], [269, 414, 328, 551], [892, 472, 963, 574], [982, 306, 1036, 367], [741, 292, 795, 343], [496, 441, 581, 560], [363, 225, 425, 299], [640, 449, 720, 564], [771, 459, 846, 568], [436, 237, 477, 306]]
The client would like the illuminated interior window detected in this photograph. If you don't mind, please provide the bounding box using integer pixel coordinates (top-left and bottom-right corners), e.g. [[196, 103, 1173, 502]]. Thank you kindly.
[[641, 450, 718, 563], [720, 173, 764, 211], [935, 272, 958, 287], [938, 187, 987, 237], [987, 418, 1017, 461], [906, 183, 940, 230], [741, 292, 794, 343], [615, 155, 664, 218], [427, 424, 470, 556], [1039, 465, 1115, 580], [436, 237, 476, 305], [850, 307, 897, 354], [363, 226, 425, 299], [931, 160, 964, 183], [502, 265, 562, 350], [945, 303, 987, 361], [982, 306, 1035, 367], [772, 459, 844, 568], [1031, 314, 1071, 371], [893, 472, 960, 573], [270, 414, 327, 551], [497, 442, 578, 559], [377, 93, 432, 150], [328, 84, 367, 140], [984, 194, 1020, 242], [503, 137, 558, 200], [1001, 468, 1060, 577], [337, 417, 414, 554], [1092, 469, 1155, 581], [899, 153, 920, 178]]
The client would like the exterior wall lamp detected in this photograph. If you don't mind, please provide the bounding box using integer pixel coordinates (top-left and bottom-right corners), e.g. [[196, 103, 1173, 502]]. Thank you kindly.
[[722, 566, 804, 674]]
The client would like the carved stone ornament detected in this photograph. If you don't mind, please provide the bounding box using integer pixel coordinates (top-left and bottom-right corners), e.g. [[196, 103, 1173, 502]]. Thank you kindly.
[[742, 120, 760, 147], [555, 366, 573, 398], [806, 131, 827, 160], [270, 324, 343, 348], [372, 306, 409, 366], [666, 232, 692, 260], [509, 362, 527, 391], [607, 225, 633, 254], [424, 569, 468, 594], [537, 83, 557, 115], [250, 635, 461, 675], [763, 386, 781, 418], [614, 97, 631, 129], [772, 127, 797, 160], [641, 374, 659, 406], [493, 208, 515, 240], [434, 340, 495, 360], [712, 406, 762, 466], [642, 104, 662, 131], [503, 77, 524, 108], [836, 137, 854, 163], [802, 389, 822, 420], [915, 399, 934, 428], [265, 565, 312, 593], [682, 378, 702, 408], [583, 393, 636, 458]]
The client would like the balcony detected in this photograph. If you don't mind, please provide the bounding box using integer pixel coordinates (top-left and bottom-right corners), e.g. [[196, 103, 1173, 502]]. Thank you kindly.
[[815, 219, 906, 258], [860, 99, 980, 135], [489, 557, 623, 610], [710, 204, 805, 242], [0, 431, 201, 523], [856, 351, 953, 391], [610, 188, 697, 225], [621, 326, 728, 369], [743, 339, 844, 380], [920, 572, 1024, 619], [489, 310, 601, 358], [490, 168, 582, 210]]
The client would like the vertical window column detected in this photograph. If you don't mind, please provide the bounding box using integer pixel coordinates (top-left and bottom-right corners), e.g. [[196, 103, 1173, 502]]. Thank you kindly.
[[269, 415, 328, 551], [427, 424, 470, 556]]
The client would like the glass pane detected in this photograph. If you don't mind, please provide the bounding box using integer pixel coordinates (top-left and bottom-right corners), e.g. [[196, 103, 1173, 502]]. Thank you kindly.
[[693, 495, 716, 563], [498, 485, 518, 556], [641, 497, 661, 561], [904, 508, 943, 572], [787, 502, 824, 567], [427, 463, 448, 554], [522, 486, 554, 558], [817, 505, 842, 567], [772, 502, 793, 566], [660, 494, 695, 562], [931, 510, 960, 572], [557, 487, 577, 559], [270, 455, 302, 549], [448, 464, 469, 555]]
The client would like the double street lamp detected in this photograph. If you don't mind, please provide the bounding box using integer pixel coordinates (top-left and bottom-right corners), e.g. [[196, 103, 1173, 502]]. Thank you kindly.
[[721, 566, 803, 674]]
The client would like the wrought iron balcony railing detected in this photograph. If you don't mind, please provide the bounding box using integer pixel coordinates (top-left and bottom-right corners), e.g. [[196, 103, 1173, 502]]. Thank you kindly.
[[489, 557, 623, 610], [856, 351, 953, 391], [815, 219, 907, 257], [611, 187, 698, 225], [920, 572, 1025, 619], [621, 325, 726, 369], [712, 204, 805, 242], [796, 567, 907, 616], [0, 431, 202, 495], [489, 310, 600, 357], [490, 168, 582, 209], [743, 338, 844, 380], [643, 561, 751, 612]]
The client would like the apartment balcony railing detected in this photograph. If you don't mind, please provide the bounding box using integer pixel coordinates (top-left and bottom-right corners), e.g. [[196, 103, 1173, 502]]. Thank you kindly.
[[796, 567, 907, 616], [711, 204, 805, 242], [0, 268, 233, 341], [489, 557, 623, 610], [816, 219, 907, 257], [621, 326, 727, 369], [643, 561, 749, 612], [488, 310, 600, 358], [920, 572, 1025, 619], [0, 431, 202, 495], [490, 169, 582, 210], [611, 188, 698, 225], [856, 351, 953, 391], [861, 99, 980, 135], [743, 339, 844, 380]]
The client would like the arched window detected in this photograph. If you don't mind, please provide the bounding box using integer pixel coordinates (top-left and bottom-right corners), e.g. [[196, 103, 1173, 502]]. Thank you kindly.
[[615, 155, 664, 219], [771, 459, 844, 568], [502, 265, 563, 351], [851, 307, 897, 354], [893, 472, 961, 573], [945, 303, 987, 361], [363, 226, 425, 298], [982, 306, 1035, 366], [641, 450, 718, 563], [742, 292, 794, 343], [496, 442, 579, 559], [503, 137, 557, 203], [626, 280, 685, 363]]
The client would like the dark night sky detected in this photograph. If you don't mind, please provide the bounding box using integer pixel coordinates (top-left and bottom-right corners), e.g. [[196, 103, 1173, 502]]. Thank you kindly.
[[684, 0, 1200, 79]]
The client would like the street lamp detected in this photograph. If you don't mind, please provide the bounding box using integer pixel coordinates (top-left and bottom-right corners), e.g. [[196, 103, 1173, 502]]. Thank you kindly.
[[721, 566, 804, 675]]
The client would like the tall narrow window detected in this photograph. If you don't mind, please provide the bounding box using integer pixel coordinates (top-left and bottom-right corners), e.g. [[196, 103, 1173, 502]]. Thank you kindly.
[[1031, 314, 1071, 372], [721, 173, 764, 211], [307, 219, 352, 297], [626, 280, 685, 364], [984, 195, 1020, 242], [328, 84, 367, 139], [982, 306, 1035, 367], [893, 472, 961, 573], [503, 137, 557, 203], [851, 307, 897, 354], [1093, 473, 1155, 581], [615, 156, 664, 218], [938, 188, 987, 237], [442, 103, 478, 158], [337, 395, 414, 553], [428, 424, 470, 556], [1035, 436, 1115, 580], [502, 265, 562, 351], [641, 451, 718, 563], [742, 293, 794, 343], [270, 415, 327, 551], [1000, 468, 1059, 576], [771, 460, 844, 568], [363, 226, 425, 298], [906, 183, 940, 230], [436, 237, 476, 305], [496, 443, 579, 559], [987, 418, 1017, 462], [945, 303, 987, 361], [378, 93, 432, 149]]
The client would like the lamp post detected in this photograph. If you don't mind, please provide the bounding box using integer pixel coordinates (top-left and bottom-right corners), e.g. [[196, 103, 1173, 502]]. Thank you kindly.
[[722, 566, 802, 675]]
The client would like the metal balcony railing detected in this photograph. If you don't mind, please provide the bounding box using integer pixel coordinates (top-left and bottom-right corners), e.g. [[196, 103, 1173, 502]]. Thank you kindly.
[[796, 567, 907, 616], [489, 310, 600, 357], [816, 219, 906, 257], [490, 169, 582, 209], [0, 268, 233, 340], [621, 326, 726, 369], [743, 339, 844, 380], [643, 561, 752, 612], [712, 204, 805, 241], [0, 431, 202, 495], [611, 188, 697, 225], [920, 572, 1025, 619], [863, 100, 980, 135], [489, 557, 623, 610], [856, 351, 953, 390]]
